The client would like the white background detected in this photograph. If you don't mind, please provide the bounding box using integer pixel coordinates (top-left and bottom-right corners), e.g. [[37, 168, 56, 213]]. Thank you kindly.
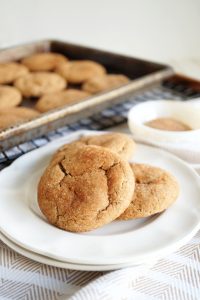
[[0, 0, 200, 70]]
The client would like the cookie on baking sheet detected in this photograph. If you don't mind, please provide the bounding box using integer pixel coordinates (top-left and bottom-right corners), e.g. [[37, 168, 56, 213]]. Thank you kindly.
[[56, 60, 106, 83], [82, 74, 130, 94], [118, 163, 179, 220], [0, 62, 29, 84], [14, 72, 66, 97], [35, 89, 90, 112], [21, 52, 68, 71], [0, 107, 39, 130], [0, 85, 22, 109], [0, 115, 23, 130], [5, 107, 40, 119], [56, 133, 136, 161], [38, 143, 135, 232]]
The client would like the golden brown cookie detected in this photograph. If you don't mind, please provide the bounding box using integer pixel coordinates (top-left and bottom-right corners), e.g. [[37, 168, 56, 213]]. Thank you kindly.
[[0, 62, 29, 84], [118, 163, 179, 220], [5, 107, 39, 119], [35, 89, 90, 112], [56, 60, 106, 83], [14, 72, 66, 97], [38, 143, 135, 232], [21, 52, 68, 71], [82, 74, 130, 94], [0, 85, 22, 109], [145, 118, 191, 131], [0, 107, 39, 130], [0, 115, 23, 130], [57, 133, 136, 161]]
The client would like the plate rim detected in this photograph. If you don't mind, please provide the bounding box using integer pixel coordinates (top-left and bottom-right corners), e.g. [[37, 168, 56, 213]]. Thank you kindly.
[[0, 231, 146, 271]]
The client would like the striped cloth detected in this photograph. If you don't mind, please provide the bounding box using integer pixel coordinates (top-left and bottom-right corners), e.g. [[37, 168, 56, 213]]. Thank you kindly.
[[0, 230, 200, 300]]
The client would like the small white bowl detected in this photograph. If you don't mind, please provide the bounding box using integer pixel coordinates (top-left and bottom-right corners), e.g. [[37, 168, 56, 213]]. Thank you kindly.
[[128, 100, 200, 143]]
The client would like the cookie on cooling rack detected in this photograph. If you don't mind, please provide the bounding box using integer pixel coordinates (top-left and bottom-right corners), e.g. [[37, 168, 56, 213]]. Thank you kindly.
[[0, 62, 29, 84], [56, 60, 106, 84], [21, 52, 68, 71], [82, 74, 130, 94], [14, 72, 66, 97]]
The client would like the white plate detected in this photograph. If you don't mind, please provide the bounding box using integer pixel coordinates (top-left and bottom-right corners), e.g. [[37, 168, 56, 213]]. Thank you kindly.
[[0, 231, 142, 271], [0, 130, 200, 265]]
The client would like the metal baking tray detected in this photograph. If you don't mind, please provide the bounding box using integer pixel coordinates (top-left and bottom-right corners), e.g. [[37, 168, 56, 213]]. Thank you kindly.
[[0, 39, 173, 151]]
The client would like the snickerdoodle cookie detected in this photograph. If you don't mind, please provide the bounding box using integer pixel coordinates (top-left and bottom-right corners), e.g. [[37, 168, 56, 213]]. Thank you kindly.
[[14, 72, 66, 97], [56, 60, 106, 83], [35, 89, 90, 112], [82, 74, 130, 94], [21, 52, 68, 71], [0, 85, 22, 109], [0, 62, 29, 84], [38, 143, 135, 232], [118, 163, 179, 220], [56, 133, 136, 160], [145, 118, 191, 131], [0, 107, 39, 130]]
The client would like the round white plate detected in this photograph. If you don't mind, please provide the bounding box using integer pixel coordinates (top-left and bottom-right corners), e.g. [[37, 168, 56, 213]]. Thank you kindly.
[[0, 231, 141, 271], [0, 130, 200, 265]]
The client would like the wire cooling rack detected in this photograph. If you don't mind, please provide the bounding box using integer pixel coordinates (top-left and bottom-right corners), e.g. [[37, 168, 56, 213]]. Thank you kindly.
[[0, 80, 199, 170]]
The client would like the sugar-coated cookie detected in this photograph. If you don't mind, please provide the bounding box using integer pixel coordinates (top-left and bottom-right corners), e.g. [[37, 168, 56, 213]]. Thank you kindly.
[[118, 163, 179, 220], [0, 85, 22, 109], [56, 60, 106, 83], [38, 143, 135, 232], [0, 107, 39, 130], [0, 62, 29, 84], [35, 89, 90, 112], [14, 72, 66, 97], [21, 52, 68, 71], [82, 74, 130, 94], [57, 133, 136, 160]]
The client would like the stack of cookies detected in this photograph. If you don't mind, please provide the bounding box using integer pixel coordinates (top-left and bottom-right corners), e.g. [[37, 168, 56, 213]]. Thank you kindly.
[[0, 52, 130, 130], [38, 132, 179, 232]]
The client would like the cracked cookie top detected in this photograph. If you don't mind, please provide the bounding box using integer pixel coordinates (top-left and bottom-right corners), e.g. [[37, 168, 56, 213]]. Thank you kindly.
[[55, 133, 136, 161], [38, 143, 135, 232], [118, 163, 179, 220]]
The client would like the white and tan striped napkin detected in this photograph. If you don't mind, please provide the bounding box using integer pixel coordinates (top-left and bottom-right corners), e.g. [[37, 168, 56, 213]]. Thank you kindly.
[[1, 230, 200, 300]]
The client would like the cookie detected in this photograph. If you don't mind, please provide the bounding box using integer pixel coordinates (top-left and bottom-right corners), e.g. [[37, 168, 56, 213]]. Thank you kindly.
[[82, 74, 130, 94], [5, 107, 39, 119], [145, 118, 191, 131], [0, 115, 23, 130], [35, 89, 90, 112], [118, 163, 179, 220], [14, 72, 66, 97], [0, 107, 39, 130], [56, 60, 106, 83], [0, 62, 29, 84], [38, 143, 135, 232], [56, 133, 136, 161], [0, 85, 22, 109], [21, 52, 68, 71]]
